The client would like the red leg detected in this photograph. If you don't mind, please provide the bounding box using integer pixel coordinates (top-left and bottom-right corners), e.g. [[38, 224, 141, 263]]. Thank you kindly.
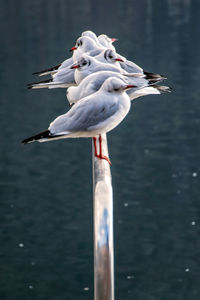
[[93, 136, 111, 165], [97, 135, 111, 165], [93, 137, 98, 157], [99, 135, 103, 157]]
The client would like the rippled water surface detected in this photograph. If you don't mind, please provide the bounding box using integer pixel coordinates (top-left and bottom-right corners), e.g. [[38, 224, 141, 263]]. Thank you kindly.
[[1, 1, 200, 299]]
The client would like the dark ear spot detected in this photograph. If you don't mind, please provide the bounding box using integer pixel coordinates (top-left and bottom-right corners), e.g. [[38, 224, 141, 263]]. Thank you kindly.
[[108, 50, 113, 59], [104, 49, 109, 60]]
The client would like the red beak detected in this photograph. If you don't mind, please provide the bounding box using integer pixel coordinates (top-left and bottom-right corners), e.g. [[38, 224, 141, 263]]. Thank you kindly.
[[115, 58, 124, 62], [124, 84, 137, 90], [70, 64, 80, 69], [111, 38, 118, 43], [70, 46, 77, 52]]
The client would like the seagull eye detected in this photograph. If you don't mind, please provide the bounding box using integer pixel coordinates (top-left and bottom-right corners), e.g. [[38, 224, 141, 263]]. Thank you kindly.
[[77, 40, 83, 47], [82, 61, 87, 66], [114, 88, 119, 91], [109, 55, 113, 59]]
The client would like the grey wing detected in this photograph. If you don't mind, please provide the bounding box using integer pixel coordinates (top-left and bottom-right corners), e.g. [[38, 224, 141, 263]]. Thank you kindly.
[[78, 80, 101, 99], [68, 71, 121, 103], [49, 95, 118, 134], [53, 67, 75, 85], [58, 57, 74, 70], [93, 63, 122, 74], [66, 80, 97, 103], [72, 98, 119, 131], [120, 59, 143, 73], [78, 71, 113, 99], [88, 48, 102, 57]]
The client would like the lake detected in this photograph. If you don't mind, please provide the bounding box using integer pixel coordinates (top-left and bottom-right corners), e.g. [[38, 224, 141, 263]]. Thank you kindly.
[[0, 0, 200, 299]]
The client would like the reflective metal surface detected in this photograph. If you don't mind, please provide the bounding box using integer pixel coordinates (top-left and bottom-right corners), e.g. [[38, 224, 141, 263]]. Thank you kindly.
[[93, 134, 114, 300]]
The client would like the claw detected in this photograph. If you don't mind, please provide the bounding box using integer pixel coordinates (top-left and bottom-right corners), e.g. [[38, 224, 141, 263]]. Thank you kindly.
[[93, 136, 111, 165], [96, 154, 111, 165]]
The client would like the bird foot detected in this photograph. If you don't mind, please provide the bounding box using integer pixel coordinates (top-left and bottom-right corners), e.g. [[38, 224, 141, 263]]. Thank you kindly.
[[96, 154, 112, 165]]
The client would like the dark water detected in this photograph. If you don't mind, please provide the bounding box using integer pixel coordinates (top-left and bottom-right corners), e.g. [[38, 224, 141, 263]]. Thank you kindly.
[[1, 0, 200, 299]]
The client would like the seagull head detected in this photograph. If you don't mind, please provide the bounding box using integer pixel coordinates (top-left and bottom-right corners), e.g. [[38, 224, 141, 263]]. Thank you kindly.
[[102, 77, 137, 94], [104, 49, 124, 63], [70, 56, 91, 70], [98, 34, 118, 47], [70, 36, 98, 52]]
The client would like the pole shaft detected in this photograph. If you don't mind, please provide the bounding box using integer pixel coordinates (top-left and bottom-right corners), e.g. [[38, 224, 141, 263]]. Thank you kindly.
[[93, 134, 114, 300]]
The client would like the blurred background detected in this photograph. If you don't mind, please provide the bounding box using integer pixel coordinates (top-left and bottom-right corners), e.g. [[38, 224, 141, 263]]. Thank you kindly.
[[0, 0, 200, 299]]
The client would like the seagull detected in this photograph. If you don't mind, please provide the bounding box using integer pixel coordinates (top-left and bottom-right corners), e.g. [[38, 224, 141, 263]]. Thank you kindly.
[[71, 53, 166, 86], [70, 54, 132, 85], [22, 77, 137, 164], [67, 70, 171, 105], [32, 34, 107, 77], [67, 71, 128, 104]]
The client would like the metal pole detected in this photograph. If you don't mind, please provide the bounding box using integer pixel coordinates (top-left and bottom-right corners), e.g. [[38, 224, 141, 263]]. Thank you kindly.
[[92, 133, 114, 300]]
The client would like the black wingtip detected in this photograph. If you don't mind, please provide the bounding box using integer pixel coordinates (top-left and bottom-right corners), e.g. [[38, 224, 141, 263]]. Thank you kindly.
[[27, 78, 53, 89], [21, 130, 50, 144], [32, 71, 41, 75], [32, 64, 61, 76], [154, 85, 172, 93], [144, 71, 167, 81]]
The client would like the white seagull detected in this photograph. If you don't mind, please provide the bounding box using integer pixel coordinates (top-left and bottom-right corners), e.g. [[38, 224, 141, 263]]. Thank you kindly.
[[67, 70, 171, 105], [70, 54, 137, 85], [22, 77, 137, 164], [32, 34, 107, 77]]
